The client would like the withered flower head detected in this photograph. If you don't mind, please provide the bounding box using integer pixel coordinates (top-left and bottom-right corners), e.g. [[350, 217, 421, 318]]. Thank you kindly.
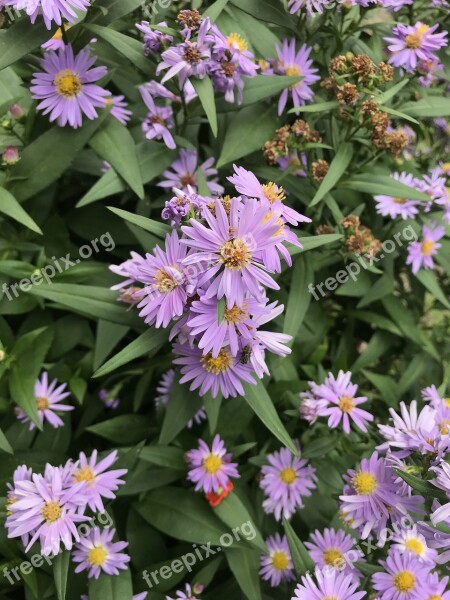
[[312, 159, 329, 181], [336, 83, 360, 105], [177, 9, 202, 30]]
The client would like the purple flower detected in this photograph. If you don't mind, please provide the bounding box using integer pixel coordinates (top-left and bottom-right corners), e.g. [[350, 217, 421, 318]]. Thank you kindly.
[[305, 528, 364, 582], [155, 369, 206, 428], [105, 95, 132, 125], [391, 527, 438, 564], [288, 0, 330, 15], [4, 0, 89, 28], [259, 533, 295, 587], [379, 0, 413, 10], [424, 573, 450, 600], [430, 461, 450, 525], [292, 570, 366, 600], [173, 341, 256, 399], [71, 449, 127, 513], [72, 527, 130, 579], [99, 389, 120, 409], [162, 187, 206, 227], [419, 521, 450, 564], [166, 584, 203, 600], [372, 551, 431, 600], [140, 86, 176, 149], [136, 21, 173, 54], [260, 445, 316, 521], [186, 434, 239, 493], [30, 45, 109, 129], [385, 22, 448, 73], [406, 223, 445, 274], [272, 39, 319, 114], [15, 371, 73, 430], [158, 149, 223, 195], [41, 25, 68, 51], [374, 173, 421, 220]]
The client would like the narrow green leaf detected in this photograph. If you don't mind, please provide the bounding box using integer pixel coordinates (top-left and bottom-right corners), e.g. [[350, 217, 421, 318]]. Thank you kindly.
[[203, 0, 230, 21], [0, 187, 42, 234], [416, 270, 450, 310], [242, 75, 302, 106], [192, 77, 218, 137], [88, 569, 133, 600], [159, 379, 204, 445], [87, 415, 152, 444], [53, 551, 70, 600], [217, 298, 226, 324], [0, 428, 13, 454], [107, 206, 170, 239], [283, 517, 314, 577], [226, 546, 262, 600], [310, 143, 353, 206], [289, 100, 339, 113], [338, 174, 431, 202], [0, 19, 52, 70], [214, 492, 265, 552], [394, 469, 448, 502], [284, 256, 313, 337], [402, 97, 450, 118]]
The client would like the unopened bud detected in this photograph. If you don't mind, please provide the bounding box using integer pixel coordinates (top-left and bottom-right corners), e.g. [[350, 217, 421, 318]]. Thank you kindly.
[[2, 146, 20, 165], [9, 103, 25, 120]]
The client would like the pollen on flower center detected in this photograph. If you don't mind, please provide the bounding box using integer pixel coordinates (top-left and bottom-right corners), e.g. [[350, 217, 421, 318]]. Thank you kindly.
[[271, 550, 289, 571], [54, 69, 82, 98], [393, 197, 406, 204], [428, 595, 443, 600], [352, 471, 378, 495], [203, 454, 223, 474], [200, 349, 233, 375], [227, 33, 248, 52], [36, 396, 50, 411], [280, 467, 297, 484], [220, 238, 251, 270], [262, 182, 286, 204], [405, 538, 424, 555], [154, 267, 182, 292], [393, 570, 416, 592], [322, 597, 339, 600], [439, 419, 450, 435], [224, 304, 248, 324], [405, 33, 422, 49], [445, 398, 450, 408], [73, 465, 96, 486], [339, 395, 355, 413], [41, 501, 62, 523], [323, 547, 344, 566], [285, 65, 302, 77], [421, 240, 436, 255], [184, 46, 201, 64], [87, 546, 108, 567], [181, 173, 196, 187]]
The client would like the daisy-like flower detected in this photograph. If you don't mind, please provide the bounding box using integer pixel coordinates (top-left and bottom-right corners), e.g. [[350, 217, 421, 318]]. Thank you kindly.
[[70, 449, 127, 513], [430, 461, 450, 525], [374, 173, 420, 220], [288, 0, 331, 15], [186, 434, 239, 494], [259, 533, 295, 587], [391, 528, 438, 565], [15, 371, 73, 430], [4, 0, 89, 28], [140, 86, 176, 149], [42, 25, 69, 51], [158, 149, 223, 196], [384, 22, 448, 73], [155, 369, 206, 428], [419, 521, 450, 565], [104, 95, 132, 125], [305, 528, 364, 582], [162, 187, 206, 227], [181, 197, 282, 309], [313, 370, 374, 434], [272, 39, 319, 115], [424, 573, 450, 600], [292, 569, 366, 600], [136, 21, 173, 54], [422, 385, 450, 409], [166, 583, 203, 600], [372, 551, 431, 600], [72, 527, 130, 579], [30, 45, 109, 129], [6, 467, 89, 555], [260, 445, 316, 521], [406, 223, 445, 274]]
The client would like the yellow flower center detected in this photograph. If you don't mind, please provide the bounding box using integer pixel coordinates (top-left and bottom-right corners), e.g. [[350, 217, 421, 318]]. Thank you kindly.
[[322, 597, 339, 600], [428, 596, 443, 600], [421, 240, 436, 255], [41, 501, 62, 523], [224, 304, 248, 324], [439, 419, 450, 435], [393, 570, 416, 592], [36, 396, 50, 411], [73, 465, 96, 486], [405, 33, 421, 49], [262, 182, 286, 204], [154, 267, 182, 292], [54, 69, 82, 98], [445, 398, 450, 408], [393, 197, 406, 204], [280, 467, 297, 485], [285, 65, 301, 77], [203, 454, 223, 474], [227, 33, 248, 52], [271, 550, 289, 571], [200, 349, 233, 375], [220, 238, 251, 270], [352, 471, 378, 495], [323, 547, 344, 566], [339, 395, 355, 413], [405, 537, 424, 555], [87, 546, 108, 567]]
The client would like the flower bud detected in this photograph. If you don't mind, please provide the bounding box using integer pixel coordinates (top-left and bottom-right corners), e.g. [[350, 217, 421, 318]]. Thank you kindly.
[[2, 146, 20, 165], [9, 103, 25, 120]]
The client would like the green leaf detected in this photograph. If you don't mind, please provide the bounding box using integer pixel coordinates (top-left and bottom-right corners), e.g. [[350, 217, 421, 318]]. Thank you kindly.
[[203, 391, 222, 434], [139, 445, 185, 470], [0, 187, 42, 234], [338, 174, 431, 202], [241, 380, 297, 454], [416, 270, 450, 310], [217, 298, 226, 324], [284, 255, 313, 338], [289, 100, 339, 113], [107, 206, 170, 239], [226, 546, 262, 600], [214, 492, 265, 552], [89, 117, 144, 199], [310, 143, 353, 206], [356, 562, 383, 576], [290, 233, 343, 255], [53, 551, 70, 600], [0, 19, 52, 70], [229, 0, 295, 31], [402, 96, 450, 118], [394, 469, 448, 503], [192, 77, 218, 137], [302, 436, 338, 459], [0, 428, 13, 454], [203, 0, 230, 21], [383, 106, 419, 125], [94, 329, 167, 377], [159, 379, 204, 445], [88, 569, 133, 600], [283, 517, 314, 577], [88, 0, 144, 25], [86, 415, 152, 444], [242, 75, 302, 106], [363, 371, 398, 407]]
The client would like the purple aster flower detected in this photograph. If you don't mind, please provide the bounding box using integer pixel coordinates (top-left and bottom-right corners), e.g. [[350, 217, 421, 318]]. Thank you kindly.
[[99, 389, 120, 409], [272, 39, 319, 114], [140, 86, 175, 149], [305, 528, 364, 582], [422, 385, 450, 409], [173, 341, 256, 399], [313, 370, 374, 433], [6, 467, 89, 555], [15, 371, 73, 431], [186, 434, 239, 493], [41, 26, 69, 51], [159, 149, 223, 195], [430, 461, 450, 525], [419, 521, 450, 564], [71, 449, 127, 513], [379, 0, 413, 9], [372, 551, 431, 600], [260, 445, 316, 521], [6, 465, 33, 547], [210, 28, 258, 77], [288, 0, 331, 15], [30, 45, 109, 129], [180, 197, 282, 309], [4, 0, 89, 28], [155, 369, 206, 428], [292, 569, 366, 600], [374, 173, 421, 220], [72, 527, 130, 579], [259, 533, 295, 587], [166, 584, 203, 600], [162, 187, 206, 227], [406, 223, 445, 274], [105, 95, 132, 125], [391, 527, 438, 564], [136, 21, 173, 54], [425, 573, 450, 600], [384, 23, 448, 73], [418, 56, 443, 86], [299, 390, 328, 424]]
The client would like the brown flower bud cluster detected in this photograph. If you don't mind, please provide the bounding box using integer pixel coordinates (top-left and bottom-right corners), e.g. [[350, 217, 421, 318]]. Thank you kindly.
[[360, 102, 408, 157], [177, 9, 202, 31], [312, 159, 329, 181], [263, 120, 322, 165], [324, 54, 394, 95], [341, 215, 382, 258]]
